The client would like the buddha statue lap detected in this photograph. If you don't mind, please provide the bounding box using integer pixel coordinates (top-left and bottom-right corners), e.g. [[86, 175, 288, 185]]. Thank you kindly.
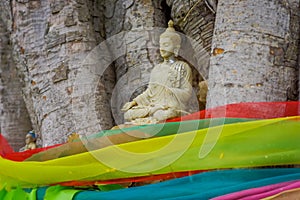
[[122, 20, 193, 124]]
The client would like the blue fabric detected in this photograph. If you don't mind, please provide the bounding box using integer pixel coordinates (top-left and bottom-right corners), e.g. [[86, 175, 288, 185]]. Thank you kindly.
[[72, 168, 300, 200], [37, 187, 47, 200]]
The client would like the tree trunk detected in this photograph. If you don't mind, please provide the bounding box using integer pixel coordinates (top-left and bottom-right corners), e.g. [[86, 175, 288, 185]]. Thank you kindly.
[[207, 0, 300, 108], [167, 0, 217, 80], [105, 0, 168, 124], [166, 0, 218, 110], [9, 0, 168, 146], [11, 0, 114, 146], [298, 2, 300, 102], [2, 0, 300, 148], [0, 0, 32, 151]]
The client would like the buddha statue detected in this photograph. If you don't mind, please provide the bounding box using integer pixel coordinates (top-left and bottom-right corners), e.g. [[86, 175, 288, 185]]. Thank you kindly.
[[22, 131, 37, 151], [122, 20, 192, 124]]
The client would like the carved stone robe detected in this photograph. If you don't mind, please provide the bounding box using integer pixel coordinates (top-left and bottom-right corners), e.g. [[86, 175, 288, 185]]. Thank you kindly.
[[124, 60, 192, 122]]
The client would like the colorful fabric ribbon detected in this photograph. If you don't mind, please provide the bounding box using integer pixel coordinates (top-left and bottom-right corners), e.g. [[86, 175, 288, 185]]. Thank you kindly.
[[212, 180, 300, 200], [0, 134, 13, 157], [25, 118, 251, 162], [0, 116, 299, 188], [0, 101, 300, 199], [3, 168, 300, 200], [168, 101, 300, 122]]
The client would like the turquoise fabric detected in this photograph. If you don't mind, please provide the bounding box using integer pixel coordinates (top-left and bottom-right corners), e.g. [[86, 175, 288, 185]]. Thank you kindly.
[[73, 168, 300, 200], [33, 168, 300, 200], [89, 118, 253, 138]]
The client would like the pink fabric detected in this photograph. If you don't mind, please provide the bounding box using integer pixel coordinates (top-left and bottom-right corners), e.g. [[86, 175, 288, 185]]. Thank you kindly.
[[212, 180, 300, 200]]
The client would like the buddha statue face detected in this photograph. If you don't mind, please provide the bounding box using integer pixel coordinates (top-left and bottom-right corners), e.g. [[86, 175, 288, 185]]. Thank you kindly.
[[159, 20, 181, 60], [25, 131, 36, 144], [159, 37, 176, 59]]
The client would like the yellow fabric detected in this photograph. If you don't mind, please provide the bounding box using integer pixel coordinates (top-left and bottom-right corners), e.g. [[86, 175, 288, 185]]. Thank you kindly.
[[0, 117, 299, 188]]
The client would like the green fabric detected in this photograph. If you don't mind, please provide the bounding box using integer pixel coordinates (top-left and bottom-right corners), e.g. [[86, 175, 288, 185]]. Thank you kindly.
[[98, 184, 124, 191], [28, 188, 37, 200], [44, 186, 81, 200], [1, 187, 28, 200], [0, 117, 299, 188], [25, 118, 251, 162], [89, 118, 252, 138], [0, 189, 7, 199]]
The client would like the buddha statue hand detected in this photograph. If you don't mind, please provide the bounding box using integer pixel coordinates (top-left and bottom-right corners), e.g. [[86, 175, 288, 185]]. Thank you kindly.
[[149, 104, 167, 115], [121, 100, 137, 111]]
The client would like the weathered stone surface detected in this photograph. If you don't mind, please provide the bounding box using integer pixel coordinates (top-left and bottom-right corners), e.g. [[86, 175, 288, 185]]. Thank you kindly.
[[16, 0, 28, 3], [168, 0, 216, 80], [123, 0, 134, 9], [66, 30, 85, 42], [28, 1, 41, 9], [64, 11, 77, 27], [45, 30, 66, 49], [52, 62, 69, 83], [77, 4, 90, 22], [165, 0, 217, 112], [49, 0, 65, 14]]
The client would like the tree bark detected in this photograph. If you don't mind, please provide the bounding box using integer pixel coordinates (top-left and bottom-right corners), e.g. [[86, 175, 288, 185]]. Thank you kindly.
[[11, 0, 114, 146], [8, 0, 168, 146], [207, 0, 300, 108], [166, 0, 217, 110], [0, 0, 32, 151], [105, 0, 168, 124], [167, 0, 217, 80], [1, 0, 300, 147]]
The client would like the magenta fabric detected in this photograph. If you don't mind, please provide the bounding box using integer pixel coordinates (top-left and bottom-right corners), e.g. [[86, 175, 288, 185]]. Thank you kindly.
[[212, 180, 300, 200]]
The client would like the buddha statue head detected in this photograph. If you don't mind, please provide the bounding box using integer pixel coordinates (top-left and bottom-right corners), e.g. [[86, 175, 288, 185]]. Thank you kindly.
[[25, 130, 37, 145], [159, 20, 181, 59]]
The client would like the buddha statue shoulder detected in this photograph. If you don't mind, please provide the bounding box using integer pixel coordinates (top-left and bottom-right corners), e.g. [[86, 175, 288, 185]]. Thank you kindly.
[[122, 20, 193, 124]]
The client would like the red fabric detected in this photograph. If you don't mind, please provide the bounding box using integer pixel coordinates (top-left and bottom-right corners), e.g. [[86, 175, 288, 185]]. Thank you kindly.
[[1, 133, 63, 161], [3, 144, 63, 161], [168, 101, 300, 122], [2, 101, 300, 162], [58, 170, 206, 187], [0, 134, 14, 156]]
